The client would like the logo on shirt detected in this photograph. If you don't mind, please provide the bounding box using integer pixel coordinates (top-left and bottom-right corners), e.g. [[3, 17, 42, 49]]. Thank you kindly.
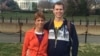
[[49, 25, 69, 41]]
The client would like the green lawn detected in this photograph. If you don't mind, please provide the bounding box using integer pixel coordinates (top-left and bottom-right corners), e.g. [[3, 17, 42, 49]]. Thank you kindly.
[[79, 44, 100, 56], [0, 12, 100, 22], [0, 43, 22, 56], [0, 43, 100, 56]]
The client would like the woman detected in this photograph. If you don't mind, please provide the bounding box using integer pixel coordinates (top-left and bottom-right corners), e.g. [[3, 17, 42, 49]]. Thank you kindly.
[[22, 11, 48, 56]]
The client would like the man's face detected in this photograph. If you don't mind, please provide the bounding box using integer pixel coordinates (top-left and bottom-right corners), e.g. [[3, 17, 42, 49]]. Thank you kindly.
[[53, 5, 64, 18]]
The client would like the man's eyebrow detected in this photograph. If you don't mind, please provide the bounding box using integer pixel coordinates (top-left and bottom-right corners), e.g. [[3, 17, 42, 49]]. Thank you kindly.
[[56, 9, 62, 10]]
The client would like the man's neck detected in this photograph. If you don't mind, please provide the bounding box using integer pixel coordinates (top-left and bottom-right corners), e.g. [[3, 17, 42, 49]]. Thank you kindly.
[[54, 17, 63, 22]]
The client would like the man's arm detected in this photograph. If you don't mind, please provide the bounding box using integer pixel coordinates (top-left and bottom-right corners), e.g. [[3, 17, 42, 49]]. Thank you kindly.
[[44, 21, 50, 30], [70, 23, 79, 56]]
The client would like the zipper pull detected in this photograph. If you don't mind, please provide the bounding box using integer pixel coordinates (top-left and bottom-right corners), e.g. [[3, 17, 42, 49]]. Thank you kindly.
[[55, 39, 57, 48], [54, 28, 58, 48]]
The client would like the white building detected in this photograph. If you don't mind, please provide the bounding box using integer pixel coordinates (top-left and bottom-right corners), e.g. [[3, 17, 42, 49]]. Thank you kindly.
[[14, 0, 61, 11], [14, 0, 40, 11], [91, 4, 100, 9]]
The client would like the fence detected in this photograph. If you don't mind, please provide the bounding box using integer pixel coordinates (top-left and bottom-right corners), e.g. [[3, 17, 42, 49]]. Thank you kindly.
[[0, 17, 100, 43], [0, 16, 100, 25]]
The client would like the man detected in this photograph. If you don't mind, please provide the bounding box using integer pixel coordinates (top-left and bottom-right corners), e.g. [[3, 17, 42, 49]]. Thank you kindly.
[[44, 1, 79, 56]]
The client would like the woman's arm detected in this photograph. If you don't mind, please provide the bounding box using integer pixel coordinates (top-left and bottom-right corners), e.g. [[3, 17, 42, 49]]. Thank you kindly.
[[22, 32, 30, 56]]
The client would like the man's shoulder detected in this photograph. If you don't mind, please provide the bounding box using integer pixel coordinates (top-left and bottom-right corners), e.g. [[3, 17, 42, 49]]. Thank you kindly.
[[45, 20, 53, 27], [44, 21, 50, 30], [45, 20, 51, 24], [63, 19, 74, 26]]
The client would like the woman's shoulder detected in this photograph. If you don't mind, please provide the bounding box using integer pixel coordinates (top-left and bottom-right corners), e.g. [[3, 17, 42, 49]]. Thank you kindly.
[[25, 28, 34, 34], [44, 29, 48, 33]]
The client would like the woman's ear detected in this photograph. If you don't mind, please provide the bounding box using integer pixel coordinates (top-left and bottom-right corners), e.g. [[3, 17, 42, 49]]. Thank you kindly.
[[33, 21, 36, 27]]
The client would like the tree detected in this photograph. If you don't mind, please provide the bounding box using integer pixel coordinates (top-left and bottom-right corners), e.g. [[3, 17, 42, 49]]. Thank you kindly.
[[0, 0, 6, 10], [0, 0, 8, 13], [38, 0, 52, 11], [0, 0, 6, 3], [32, 2, 37, 11], [65, 0, 76, 16], [78, 0, 89, 16], [6, 0, 20, 10], [65, 0, 89, 16]]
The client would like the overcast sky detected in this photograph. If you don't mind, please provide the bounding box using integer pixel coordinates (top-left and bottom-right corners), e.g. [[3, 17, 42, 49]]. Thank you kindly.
[[50, 0, 60, 3]]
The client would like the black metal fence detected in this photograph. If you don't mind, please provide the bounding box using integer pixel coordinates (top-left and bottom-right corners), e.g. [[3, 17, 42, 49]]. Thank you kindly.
[[0, 16, 100, 43], [0, 16, 100, 25]]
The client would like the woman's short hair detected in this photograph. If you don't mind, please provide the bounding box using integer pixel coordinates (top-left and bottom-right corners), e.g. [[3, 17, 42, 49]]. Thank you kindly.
[[34, 11, 45, 20]]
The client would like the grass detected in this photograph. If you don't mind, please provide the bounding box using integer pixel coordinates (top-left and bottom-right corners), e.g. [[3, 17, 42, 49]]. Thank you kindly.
[[0, 12, 100, 22], [79, 44, 100, 56], [0, 12, 34, 20], [0, 43, 22, 56], [0, 43, 100, 56]]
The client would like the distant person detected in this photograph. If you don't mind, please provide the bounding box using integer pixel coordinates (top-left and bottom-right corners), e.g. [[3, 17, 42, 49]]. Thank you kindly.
[[44, 1, 79, 56], [22, 11, 48, 56]]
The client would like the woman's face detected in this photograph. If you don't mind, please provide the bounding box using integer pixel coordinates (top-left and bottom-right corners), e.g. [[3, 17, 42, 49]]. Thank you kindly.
[[34, 17, 45, 29]]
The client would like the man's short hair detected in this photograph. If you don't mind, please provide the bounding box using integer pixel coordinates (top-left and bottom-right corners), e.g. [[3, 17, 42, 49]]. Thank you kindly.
[[53, 1, 65, 9]]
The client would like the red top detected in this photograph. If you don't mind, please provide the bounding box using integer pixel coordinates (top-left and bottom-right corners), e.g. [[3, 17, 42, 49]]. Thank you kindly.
[[22, 28, 48, 56]]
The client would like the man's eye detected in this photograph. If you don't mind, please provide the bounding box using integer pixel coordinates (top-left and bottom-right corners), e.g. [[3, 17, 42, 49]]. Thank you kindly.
[[56, 9, 59, 10], [56, 9, 63, 10], [60, 9, 63, 10], [37, 20, 44, 22], [37, 20, 40, 22]]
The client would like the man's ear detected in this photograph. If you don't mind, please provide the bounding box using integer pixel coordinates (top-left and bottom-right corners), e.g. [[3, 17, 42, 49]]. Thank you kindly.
[[53, 9, 54, 14]]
